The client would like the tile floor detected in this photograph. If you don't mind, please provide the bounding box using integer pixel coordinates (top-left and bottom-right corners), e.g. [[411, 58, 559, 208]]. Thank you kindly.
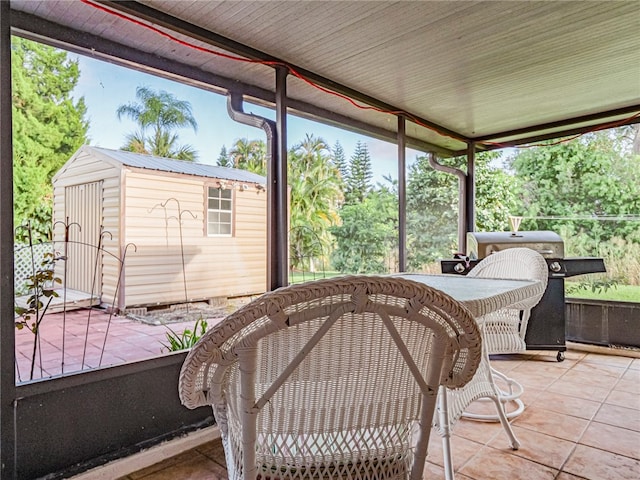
[[117, 349, 640, 480]]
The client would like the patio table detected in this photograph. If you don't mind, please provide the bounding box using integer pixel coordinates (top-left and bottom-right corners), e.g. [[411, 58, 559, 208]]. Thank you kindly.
[[394, 273, 545, 318], [395, 273, 545, 398], [394, 273, 545, 480]]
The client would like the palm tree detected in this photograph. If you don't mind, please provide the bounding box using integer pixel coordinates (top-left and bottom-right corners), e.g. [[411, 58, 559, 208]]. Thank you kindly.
[[225, 134, 342, 272], [229, 138, 267, 174], [116, 86, 199, 161], [288, 134, 343, 272]]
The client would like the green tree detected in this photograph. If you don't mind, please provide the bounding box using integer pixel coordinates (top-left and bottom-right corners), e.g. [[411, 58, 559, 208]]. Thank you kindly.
[[288, 135, 342, 272], [229, 138, 267, 174], [12, 37, 89, 241], [331, 140, 348, 189], [331, 140, 398, 274], [222, 135, 342, 273], [509, 130, 640, 255], [344, 141, 373, 204], [216, 146, 232, 167], [620, 124, 640, 155], [116, 86, 198, 161], [406, 155, 459, 268], [406, 151, 519, 269], [475, 155, 521, 232], [331, 181, 398, 274]]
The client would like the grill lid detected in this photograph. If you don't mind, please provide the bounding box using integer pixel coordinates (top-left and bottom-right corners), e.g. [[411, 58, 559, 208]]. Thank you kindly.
[[467, 231, 564, 259]]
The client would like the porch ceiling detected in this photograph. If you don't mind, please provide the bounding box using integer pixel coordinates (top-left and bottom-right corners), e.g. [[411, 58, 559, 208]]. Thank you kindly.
[[9, 0, 640, 155]]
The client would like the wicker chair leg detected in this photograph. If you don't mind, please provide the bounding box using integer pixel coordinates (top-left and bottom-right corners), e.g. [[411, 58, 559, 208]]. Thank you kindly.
[[462, 367, 526, 421], [490, 367, 525, 401], [442, 435, 455, 480], [462, 397, 525, 421], [437, 386, 456, 480], [491, 394, 520, 450]]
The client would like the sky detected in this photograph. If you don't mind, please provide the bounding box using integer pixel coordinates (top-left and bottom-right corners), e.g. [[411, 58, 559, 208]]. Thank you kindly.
[[70, 52, 422, 184]]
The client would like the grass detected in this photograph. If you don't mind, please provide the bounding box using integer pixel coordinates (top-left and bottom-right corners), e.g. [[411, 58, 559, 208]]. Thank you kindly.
[[565, 282, 640, 303], [289, 271, 343, 284], [288, 270, 640, 302]]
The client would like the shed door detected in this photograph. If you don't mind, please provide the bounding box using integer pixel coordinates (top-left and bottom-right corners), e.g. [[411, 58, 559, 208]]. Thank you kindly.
[[64, 181, 103, 293]]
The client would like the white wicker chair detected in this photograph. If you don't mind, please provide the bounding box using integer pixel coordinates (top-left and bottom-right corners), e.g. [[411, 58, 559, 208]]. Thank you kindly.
[[179, 275, 482, 480], [466, 247, 548, 418], [432, 249, 548, 479]]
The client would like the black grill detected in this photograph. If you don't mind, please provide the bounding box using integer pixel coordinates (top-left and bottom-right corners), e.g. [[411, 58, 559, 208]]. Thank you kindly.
[[441, 231, 606, 361]]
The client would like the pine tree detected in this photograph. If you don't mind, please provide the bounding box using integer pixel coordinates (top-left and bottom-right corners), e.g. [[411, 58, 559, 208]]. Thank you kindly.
[[345, 141, 373, 204], [216, 146, 232, 167], [331, 141, 349, 186], [12, 37, 89, 241]]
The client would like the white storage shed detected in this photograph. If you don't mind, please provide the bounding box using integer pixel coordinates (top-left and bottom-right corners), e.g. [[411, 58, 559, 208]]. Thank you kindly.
[[52, 146, 268, 312]]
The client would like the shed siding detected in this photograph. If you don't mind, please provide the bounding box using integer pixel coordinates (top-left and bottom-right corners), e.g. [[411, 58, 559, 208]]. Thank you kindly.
[[99, 171, 124, 308], [53, 149, 267, 310], [52, 151, 122, 306], [121, 170, 267, 306]]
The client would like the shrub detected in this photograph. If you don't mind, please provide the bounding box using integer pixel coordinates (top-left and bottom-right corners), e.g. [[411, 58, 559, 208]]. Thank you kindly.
[[162, 317, 208, 352]]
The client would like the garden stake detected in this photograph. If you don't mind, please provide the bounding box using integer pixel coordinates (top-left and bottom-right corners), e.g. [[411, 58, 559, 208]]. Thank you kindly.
[[81, 228, 112, 369], [99, 242, 137, 367], [53, 217, 81, 374]]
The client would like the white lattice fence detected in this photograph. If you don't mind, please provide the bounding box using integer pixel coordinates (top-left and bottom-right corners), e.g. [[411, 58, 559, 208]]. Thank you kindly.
[[14, 243, 56, 296]]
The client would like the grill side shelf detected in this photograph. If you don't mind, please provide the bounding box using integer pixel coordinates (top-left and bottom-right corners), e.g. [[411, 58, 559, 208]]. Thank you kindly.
[[561, 257, 606, 278]]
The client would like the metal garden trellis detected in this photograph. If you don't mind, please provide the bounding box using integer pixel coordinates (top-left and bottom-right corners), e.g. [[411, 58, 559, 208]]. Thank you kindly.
[[13, 221, 137, 382], [149, 197, 197, 313]]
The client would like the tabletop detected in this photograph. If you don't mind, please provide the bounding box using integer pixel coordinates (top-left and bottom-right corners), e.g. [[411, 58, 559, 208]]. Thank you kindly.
[[394, 273, 545, 318]]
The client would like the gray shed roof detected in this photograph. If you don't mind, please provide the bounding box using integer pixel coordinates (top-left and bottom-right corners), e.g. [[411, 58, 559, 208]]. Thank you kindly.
[[90, 146, 266, 184]]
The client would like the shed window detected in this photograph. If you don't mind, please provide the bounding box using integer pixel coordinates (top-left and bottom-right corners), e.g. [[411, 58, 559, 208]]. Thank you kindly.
[[207, 186, 233, 236]]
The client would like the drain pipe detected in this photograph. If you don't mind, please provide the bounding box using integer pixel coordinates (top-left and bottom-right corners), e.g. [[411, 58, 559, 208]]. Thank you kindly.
[[428, 152, 468, 253], [465, 142, 476, 238], [227, 92, 287, 290]]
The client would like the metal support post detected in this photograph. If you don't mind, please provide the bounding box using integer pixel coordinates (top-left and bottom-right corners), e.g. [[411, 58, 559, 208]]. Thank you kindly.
[[397, 115, 406, 272], [0, 1, 17, 476], [274, 67, 288, 289]]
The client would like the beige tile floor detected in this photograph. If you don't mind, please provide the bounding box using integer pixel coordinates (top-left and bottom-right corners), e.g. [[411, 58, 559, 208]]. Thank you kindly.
[[118, 349, 640, 480]]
